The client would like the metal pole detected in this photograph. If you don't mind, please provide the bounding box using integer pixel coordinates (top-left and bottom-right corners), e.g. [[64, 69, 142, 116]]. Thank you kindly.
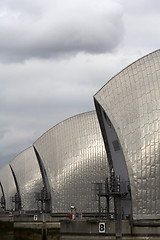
[[106, 196, 110, 219]]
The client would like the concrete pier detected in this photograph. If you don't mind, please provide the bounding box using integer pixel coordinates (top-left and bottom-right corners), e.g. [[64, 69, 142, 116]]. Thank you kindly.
[[60, 219, 160, 240], [0, 213, 61, 240], [13, 213, 61, 240], [14, 222, 60, 240], [0, 214, 14, 240], [1, 213, 160, 240]]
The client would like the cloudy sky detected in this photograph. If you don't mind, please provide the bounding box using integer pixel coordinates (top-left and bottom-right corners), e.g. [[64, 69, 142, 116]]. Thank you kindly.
[[0, 0, 160, 167]]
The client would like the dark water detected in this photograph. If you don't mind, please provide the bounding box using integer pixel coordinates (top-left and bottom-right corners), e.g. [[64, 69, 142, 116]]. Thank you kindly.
[[0, 221, 13, 240], [0, 221, 60, 240]]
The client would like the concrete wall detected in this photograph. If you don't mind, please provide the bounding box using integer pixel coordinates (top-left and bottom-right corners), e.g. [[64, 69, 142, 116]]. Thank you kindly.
[[1, 213, 160, 240], [61, 220, 160, 240]]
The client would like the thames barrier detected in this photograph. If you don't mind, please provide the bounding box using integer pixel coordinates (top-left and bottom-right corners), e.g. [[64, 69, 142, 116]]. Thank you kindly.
[[1, 49, 160, 239]]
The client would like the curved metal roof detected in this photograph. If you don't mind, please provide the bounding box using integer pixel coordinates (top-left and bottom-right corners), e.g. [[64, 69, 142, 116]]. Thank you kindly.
[[10, 146, 44, 211], [0, 185, 3, 211], [34, 111, 108, 213], [0, 186, 2, 199], [0, 165, 17, 211], [94, 49, 160, 219]]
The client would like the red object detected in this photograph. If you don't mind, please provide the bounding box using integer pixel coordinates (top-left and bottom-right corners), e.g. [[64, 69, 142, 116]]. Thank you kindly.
[[19, 210, 21, 215], [70, 212, 73, 219]]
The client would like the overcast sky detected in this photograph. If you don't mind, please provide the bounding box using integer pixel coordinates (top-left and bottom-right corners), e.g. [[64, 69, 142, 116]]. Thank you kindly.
[[0, 0, 160, 167]]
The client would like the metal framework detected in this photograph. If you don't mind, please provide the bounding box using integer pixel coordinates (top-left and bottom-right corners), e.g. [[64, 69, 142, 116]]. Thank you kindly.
[[94, 49, 160, 220], [34, 111, 109, 214], [0, 165, 17, 211], [10, 146, 44, 212]]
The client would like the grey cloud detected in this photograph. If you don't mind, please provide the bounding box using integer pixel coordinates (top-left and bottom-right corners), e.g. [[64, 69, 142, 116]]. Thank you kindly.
[[0, 0, 45, 16], [117, 0, 160, 15], [0, 48, 149, 167], [116, 0, 160, 53], [0, 0, 124, 62], [2, 0, 160, 168], [0, 53, 108, 166], [0, 129, 9, 139]]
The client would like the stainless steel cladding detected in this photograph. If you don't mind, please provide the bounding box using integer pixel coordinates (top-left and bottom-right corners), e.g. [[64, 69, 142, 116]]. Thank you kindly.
[[10, 146, 44, 211], [94, 50, 160, 220], [0, 165, 17, 211], [0, 185, 3, 211], [34, 111, 108, 213], [0, 186, 2, 200]]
